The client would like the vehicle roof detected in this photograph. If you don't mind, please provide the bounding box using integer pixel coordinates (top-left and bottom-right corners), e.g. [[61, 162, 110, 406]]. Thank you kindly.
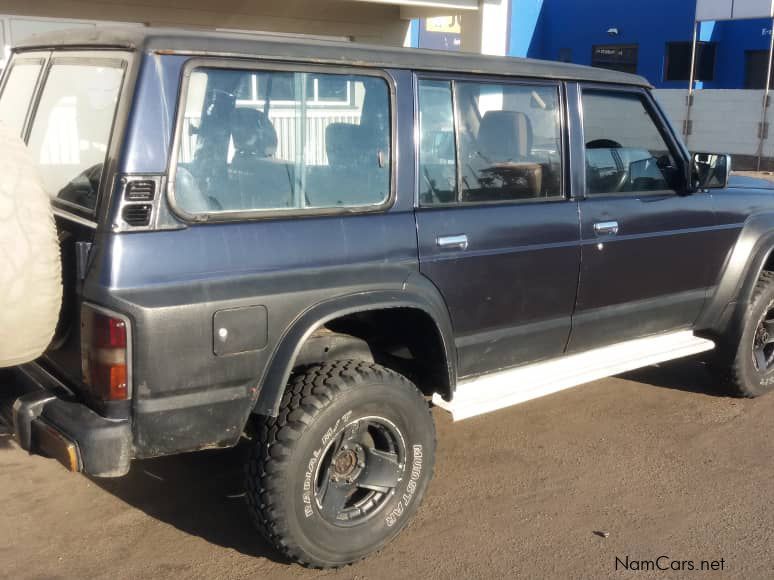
[[14, 26, 651, 88]]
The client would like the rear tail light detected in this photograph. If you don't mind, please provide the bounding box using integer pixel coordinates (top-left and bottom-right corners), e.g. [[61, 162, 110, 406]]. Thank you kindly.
[[81, 306, 130, 401]]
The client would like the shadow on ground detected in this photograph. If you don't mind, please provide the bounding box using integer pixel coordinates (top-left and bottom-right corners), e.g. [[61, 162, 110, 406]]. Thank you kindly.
[[85, 356, 727, 565], [93, 442, 289, 564], [621, 355, 729, 397]]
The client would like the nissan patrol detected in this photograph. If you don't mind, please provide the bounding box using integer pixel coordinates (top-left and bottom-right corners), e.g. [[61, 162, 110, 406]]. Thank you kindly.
[[1, 27, 773, 568]]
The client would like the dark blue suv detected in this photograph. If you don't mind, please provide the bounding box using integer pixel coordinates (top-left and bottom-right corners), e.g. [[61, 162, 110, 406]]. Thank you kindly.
[[2, 27, 774, 568]]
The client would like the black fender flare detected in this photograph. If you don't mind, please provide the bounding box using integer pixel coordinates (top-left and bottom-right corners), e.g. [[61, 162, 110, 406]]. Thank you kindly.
[[252, 272, 457, 416], [696, 211, 774, 339]]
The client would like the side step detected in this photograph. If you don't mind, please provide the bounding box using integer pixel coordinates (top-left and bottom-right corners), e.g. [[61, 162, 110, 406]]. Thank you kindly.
[[432, 330, 715, 421]]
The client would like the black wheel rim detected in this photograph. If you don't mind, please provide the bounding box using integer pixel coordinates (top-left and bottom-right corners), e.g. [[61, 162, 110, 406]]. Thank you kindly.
[[313, 416, 406, 527], [753, 301, 774, 372]]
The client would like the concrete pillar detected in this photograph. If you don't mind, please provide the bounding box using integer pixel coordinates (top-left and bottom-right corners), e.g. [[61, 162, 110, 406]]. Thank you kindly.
[[460, 0, 509, 56]]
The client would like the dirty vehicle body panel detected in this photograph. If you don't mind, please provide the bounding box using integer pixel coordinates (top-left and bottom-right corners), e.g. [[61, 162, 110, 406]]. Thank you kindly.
[[565, 83, 741, 351], [1, 28, 773, 481]]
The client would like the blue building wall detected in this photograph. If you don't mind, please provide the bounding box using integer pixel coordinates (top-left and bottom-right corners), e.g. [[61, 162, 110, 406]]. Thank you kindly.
[[513, 0, 774, 89], [516, 0, 697, 87], [712, 18, 773, 88], [411, 1, 774, 89]]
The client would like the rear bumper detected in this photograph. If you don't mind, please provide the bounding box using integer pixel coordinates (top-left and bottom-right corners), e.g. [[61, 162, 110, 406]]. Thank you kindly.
[[0, 363, 131, 477]]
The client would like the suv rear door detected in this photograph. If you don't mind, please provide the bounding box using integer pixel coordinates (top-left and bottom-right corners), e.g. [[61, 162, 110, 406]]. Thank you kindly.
[[566, 84, 721, 351], [414, 76, 580, 377], [0, 51, 131, 392]]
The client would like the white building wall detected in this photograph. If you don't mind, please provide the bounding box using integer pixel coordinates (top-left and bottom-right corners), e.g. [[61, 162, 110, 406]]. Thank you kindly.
[[1, 15, 144, 69], [654, 89, 768, 159], [0, 1, 409, 48], [460, 0, 508, 55]]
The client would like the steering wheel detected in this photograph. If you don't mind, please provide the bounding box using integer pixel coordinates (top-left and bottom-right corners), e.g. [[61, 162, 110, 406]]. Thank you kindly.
[[586, 139, 629, 193]]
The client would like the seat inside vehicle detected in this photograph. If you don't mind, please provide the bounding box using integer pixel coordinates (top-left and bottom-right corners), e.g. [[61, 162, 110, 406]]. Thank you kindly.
[[227, 107, 294, 210], [305, 122, 385, 208], [462, 109, 544, 202]]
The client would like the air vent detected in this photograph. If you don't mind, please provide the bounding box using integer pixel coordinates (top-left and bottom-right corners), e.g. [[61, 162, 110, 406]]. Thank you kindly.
[[124, 180, 156, 201], [122, 204, 152, 227]]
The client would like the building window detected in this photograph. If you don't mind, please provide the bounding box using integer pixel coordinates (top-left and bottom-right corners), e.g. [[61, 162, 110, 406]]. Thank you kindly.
[[233, 72, 354, 108], [591, 45, 639, 74], [418, 16, 461, 51], [746, 50, 774, 89], [558, 48, 572, 63], [664, 41, 716, 82]]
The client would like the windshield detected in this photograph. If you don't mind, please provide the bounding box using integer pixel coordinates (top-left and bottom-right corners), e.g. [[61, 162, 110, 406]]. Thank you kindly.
[[25, 56, 127, 213]]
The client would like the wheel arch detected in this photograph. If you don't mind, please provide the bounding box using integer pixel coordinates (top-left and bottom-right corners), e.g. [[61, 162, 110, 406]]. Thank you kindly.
[[253, 276, 457, 417], [697, 211, 774, 339]]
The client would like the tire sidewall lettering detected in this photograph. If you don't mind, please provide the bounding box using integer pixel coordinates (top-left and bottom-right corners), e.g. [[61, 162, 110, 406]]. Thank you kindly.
[[385, 443, 423, 528], [301, 409, 353, 518]]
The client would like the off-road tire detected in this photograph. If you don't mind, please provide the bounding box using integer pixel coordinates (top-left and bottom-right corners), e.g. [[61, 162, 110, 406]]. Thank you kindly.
[[245, 360, 436, 568], [0, 124, 61, 367], [718, 271, 774, 397]]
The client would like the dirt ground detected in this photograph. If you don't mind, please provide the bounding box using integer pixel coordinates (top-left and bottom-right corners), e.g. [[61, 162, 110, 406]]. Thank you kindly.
[[1, 357, 773, 579]]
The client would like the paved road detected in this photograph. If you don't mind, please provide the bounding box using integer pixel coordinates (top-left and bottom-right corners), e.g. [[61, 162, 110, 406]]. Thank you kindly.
[[2, 357, 773, 579]]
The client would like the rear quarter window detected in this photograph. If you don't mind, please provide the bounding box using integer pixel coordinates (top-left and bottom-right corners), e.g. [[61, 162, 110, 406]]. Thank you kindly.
[[172, 64, 392, 217]]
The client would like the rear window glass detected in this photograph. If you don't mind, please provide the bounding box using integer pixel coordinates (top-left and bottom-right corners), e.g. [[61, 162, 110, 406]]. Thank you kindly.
[[27, 58, 125, 212], [417, 78, 563, 206], [0, 61, 43, 136], [455, 81, 563, 203], [174, 66, 391, 215]]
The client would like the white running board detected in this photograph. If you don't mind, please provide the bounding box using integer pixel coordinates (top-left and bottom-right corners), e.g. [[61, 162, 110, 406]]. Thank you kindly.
[[432, 330, 715, 421]]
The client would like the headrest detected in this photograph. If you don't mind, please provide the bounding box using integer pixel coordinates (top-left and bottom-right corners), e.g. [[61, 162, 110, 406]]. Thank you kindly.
[[478, 110, 533, 162], [201, 89, 235, 131], [326, 123, 362, 166], [231, 107, 278, 157]]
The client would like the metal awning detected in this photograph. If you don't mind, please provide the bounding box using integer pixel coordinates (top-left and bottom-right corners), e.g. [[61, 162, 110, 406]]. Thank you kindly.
[[696, 0, 774, 21], [350, 0, 478, 9]]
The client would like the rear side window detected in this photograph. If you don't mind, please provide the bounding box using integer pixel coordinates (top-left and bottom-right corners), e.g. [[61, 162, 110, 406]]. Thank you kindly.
[[0, 60, 43, 136], [418, 80, 457, 205], [456, 82, 562, 203], [27, 58, 126, 212], [418, 78, 563, 205], [174, 66, 392, 215]]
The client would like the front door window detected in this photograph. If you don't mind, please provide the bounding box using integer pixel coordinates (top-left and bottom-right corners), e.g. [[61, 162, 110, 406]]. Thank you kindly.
[[582, 90, 682, 196]]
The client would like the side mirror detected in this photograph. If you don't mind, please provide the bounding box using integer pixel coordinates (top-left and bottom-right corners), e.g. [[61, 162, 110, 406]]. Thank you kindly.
[[691, 152, 731, 190]]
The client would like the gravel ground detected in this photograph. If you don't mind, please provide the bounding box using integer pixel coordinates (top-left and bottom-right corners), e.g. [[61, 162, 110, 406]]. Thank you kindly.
[[1, 356, 773, 579]]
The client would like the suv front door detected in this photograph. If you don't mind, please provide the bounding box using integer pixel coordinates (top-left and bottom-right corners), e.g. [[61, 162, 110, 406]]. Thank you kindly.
[[414, 76, 580, 377], [567, 84, 722, 351]]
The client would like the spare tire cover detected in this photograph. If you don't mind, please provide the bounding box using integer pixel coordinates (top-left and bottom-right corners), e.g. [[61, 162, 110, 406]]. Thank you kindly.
[[0, 123, 62, 367]]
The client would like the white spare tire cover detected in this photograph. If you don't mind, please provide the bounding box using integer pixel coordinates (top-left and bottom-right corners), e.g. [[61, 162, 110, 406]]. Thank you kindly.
[[0, 123, 62, 367]]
